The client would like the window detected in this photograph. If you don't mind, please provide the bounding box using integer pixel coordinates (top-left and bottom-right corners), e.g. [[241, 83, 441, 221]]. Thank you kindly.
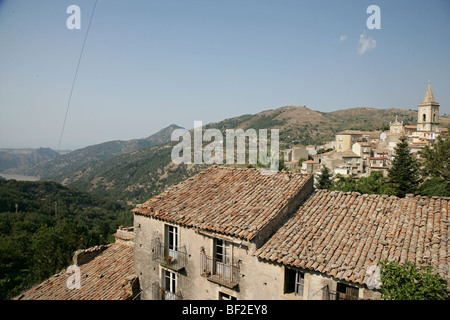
[[166, 225, 178, 260], [284, 268, 304, 297], [433, 113, 436, 122], [219, 292, 237, 300], [214, 239, 231, 278], [423, 114, 426, 122], [162, 269, 176, 300], [215, 239, 231, 263], [339, 136, 343, 141]]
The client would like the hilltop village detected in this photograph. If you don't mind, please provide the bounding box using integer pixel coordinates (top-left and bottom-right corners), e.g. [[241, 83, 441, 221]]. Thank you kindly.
[[284, 82, 447, 178]]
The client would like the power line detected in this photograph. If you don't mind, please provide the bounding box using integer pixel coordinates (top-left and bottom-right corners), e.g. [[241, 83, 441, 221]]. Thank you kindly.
[[57, 0, 98, 153]]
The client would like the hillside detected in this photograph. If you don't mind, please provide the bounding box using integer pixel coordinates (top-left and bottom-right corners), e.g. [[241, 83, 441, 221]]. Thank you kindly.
[[6, 106, 450, 204], [0, 147, 59, 171], [205, 106, 430, 148], [3, 124, 182, 179], [0, 179, 133, 299], [67, 143, 208, 203]]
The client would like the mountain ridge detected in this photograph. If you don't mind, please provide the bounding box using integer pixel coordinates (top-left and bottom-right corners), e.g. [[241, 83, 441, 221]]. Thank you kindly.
[[5, 106, 450, 203], [3, 124, 183, 179], [0, 147, 60, 172]]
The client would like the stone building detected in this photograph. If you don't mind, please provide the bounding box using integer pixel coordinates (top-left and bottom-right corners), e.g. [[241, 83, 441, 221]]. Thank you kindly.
[[131, 167, 449, 300], [282, 145, 308, 163], [255, 190, 449, 300], [131, 166, 314, 300], [335, 130, 380, 153], [300, 160, 320, 174], [15, 167, 449, 300]]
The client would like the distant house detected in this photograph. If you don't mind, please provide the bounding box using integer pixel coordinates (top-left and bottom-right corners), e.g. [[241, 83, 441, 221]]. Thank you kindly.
[[306, 145, 316, 155], [301, 160, 319, 174], [352, 142, 373, 173], [313, 150, 336, 168], [335, 130, 380, 152], [379, 132, 402, 152], [283, 145, 308, 163], [339, 150, 362, 176], [333, 162, 353, 176], [403, 125, 417, 136]]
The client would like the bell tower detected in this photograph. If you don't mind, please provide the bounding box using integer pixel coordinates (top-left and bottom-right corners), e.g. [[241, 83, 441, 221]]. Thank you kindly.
[[417, 81, 439, 132]]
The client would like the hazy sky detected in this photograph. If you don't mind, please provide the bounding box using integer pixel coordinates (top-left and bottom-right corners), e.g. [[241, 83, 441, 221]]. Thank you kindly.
[[1, 0, 449, 150]]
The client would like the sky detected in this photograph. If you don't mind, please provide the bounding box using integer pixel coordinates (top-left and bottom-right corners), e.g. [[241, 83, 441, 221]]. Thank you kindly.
[[0, 0, 449, 151]]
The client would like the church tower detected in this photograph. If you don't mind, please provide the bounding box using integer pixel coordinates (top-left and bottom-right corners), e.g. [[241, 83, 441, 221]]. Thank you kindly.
[[417, 81, 439, 132]]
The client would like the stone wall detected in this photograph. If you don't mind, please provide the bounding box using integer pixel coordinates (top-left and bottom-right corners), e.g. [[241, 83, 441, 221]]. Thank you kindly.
[[133, 213, 382, 300]]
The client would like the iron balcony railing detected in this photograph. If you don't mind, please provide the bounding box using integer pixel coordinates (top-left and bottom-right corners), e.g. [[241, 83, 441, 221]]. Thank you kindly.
[[152, 238, 187, 271], [200, 251, 240, 289], [151, 282, 183, 300]]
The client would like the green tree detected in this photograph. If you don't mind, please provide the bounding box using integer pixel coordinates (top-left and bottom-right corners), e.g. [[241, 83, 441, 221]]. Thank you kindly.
[[315, 166, 333, 189], [332, 174, 356, 192], [380, 259, 448, 300], [388, 136, 420, 197], [354, 171, 397, 195], [332, 171, 397, 196], [419, 132, 450, 196], [30, 223, 87, 281], [297, 158, 307, 167]]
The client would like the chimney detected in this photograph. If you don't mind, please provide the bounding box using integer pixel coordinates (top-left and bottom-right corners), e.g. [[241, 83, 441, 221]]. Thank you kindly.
[[114, 226, 135, 247], [73, 245, 108, 266]]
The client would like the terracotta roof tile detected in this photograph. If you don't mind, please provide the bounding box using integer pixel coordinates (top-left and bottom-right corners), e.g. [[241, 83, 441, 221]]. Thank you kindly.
[[133, 166, 312, 241], [15, 243, 135, 300], [255, 190, 450, 288]]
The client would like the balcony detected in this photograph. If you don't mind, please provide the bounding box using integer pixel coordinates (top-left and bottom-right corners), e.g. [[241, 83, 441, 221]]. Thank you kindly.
[[152, 238, 187, 271], [151, 282, 183, 300], [200, 251, 240, 289]]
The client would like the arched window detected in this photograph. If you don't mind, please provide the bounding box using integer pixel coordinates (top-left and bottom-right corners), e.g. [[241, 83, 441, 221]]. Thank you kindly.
[[433, 113, 436, 122], [423, 114, 426, 122]]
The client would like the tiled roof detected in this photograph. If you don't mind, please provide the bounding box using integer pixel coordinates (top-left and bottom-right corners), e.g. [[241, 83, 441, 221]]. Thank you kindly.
[[339, 150, 360, 158], [15, 243, 135, 300], [373, 148, 390, 154], [133, 166, 313, 241], [256, 190, 449, 288], [337, 130, 380, 138]]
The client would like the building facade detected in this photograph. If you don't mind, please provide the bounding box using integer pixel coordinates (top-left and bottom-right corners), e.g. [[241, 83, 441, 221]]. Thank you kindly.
[[131, 167, 449, 300], [132, 167, 314, 300]]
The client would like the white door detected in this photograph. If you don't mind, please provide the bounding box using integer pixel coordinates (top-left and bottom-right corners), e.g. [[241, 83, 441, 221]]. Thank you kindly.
[[215, 239, 231, 279], [167, 225, 178, 261]]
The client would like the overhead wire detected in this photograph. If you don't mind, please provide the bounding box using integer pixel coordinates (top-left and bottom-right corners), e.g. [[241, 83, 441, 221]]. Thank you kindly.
[[57, 0, 98, 154]]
